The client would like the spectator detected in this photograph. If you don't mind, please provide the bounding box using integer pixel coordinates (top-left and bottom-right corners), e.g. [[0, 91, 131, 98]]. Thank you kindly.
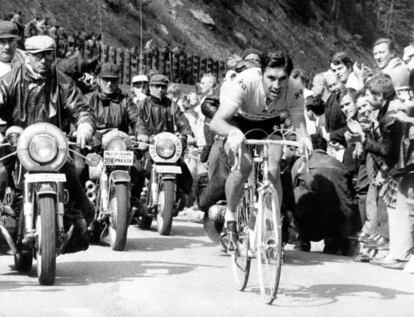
[[347, 73, 405, 267], [0, 20, 26, 77], [311, 72, 331, 103], [291, 134, 356, 254], [325, 71, 341, 94], [291, 68, 312, 98], [373, 38, 410, 89], [305, 95, 325, 134], [240, 48, 263, 68]]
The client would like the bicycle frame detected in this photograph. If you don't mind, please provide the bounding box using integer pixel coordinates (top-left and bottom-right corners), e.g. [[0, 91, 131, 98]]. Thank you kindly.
[[231, 137, 308, 304]]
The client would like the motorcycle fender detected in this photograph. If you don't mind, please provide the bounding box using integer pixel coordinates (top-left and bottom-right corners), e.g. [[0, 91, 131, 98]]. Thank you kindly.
[[109, 170, 131, 184], [155, 165, 181, 174], [35, 184, 57, 198], [161, 173, 177, 181]]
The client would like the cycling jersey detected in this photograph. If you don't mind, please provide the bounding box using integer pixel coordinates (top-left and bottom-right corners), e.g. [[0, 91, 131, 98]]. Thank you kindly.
[[220, 67, 305, 122]]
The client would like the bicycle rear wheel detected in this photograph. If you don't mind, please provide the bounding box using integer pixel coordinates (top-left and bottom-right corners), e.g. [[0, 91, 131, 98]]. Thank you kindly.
[[257, 185, 282, 304], [231, 187, 252, 291]]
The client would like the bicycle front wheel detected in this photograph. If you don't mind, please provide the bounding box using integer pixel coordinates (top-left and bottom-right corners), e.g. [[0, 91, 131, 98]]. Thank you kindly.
[[231, 188, 251, 291], [257, 185, 282, 304]]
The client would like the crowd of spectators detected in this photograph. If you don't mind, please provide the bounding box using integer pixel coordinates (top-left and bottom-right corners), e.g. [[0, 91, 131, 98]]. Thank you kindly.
[[2, 11, 101, 59]]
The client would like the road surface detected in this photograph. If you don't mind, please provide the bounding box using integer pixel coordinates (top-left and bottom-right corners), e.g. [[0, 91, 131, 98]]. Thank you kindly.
[[1, 217, 414, 317]]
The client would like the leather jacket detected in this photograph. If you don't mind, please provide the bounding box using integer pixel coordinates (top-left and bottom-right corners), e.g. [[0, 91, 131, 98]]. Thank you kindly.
[[364, 100, 403, 176], [0, 63, 95, 133], [136, 95, 193, 138], [325, 91, 347, 146], [85, 88, 139, 135]]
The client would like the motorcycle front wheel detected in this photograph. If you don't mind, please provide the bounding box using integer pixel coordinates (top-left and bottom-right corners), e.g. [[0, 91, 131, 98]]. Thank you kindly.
[[108, 183, 129, 251], [156, 179, 174, 236], [36, 195, 57, 285]]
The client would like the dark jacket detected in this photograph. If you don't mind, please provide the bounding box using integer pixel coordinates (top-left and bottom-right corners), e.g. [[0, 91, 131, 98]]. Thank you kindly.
[[364, 100, 403, 176], [85, 88, 139, 135], [136, 95, 192, 137], [325, 92, 347, 146], [291, 149, 355, 241], [0, 63, 95, 133]]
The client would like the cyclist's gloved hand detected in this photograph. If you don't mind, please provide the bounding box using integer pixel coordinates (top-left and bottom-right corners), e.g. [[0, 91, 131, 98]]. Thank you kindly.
[[227, 128, 245, 153], [76, 123, 94, 149], [137, 134, 149, 150]]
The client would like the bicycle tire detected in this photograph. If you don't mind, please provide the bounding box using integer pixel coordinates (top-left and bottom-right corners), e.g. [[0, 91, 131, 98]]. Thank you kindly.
[[257, 185, 282, 304], [231, 186, 252, 291]]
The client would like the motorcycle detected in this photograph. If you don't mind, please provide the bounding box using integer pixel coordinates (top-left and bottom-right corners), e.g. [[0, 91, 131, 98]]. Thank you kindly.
[[84, 129, 134, 251], [0, 123, 77, 285], [138, 132, 183, 236]]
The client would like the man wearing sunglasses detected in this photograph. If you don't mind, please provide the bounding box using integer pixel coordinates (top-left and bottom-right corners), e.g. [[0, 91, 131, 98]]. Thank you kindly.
[[0, 35, 96, 253]]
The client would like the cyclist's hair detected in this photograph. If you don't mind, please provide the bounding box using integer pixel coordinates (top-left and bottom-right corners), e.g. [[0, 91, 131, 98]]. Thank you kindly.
[[305, 96, 325, 116], [365, 73, 395, 101], [263, 50, 293, 76], [373, 38, 396, 53], [329, 51, 353, 70], [311, 134, 327, 151]]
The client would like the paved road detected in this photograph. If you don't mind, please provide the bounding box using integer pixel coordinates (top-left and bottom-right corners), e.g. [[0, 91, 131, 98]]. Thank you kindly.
[[1, 217, 414, 317]]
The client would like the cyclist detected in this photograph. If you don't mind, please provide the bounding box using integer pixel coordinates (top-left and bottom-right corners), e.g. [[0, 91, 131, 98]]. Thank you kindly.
[[210, 50, 312, 250]]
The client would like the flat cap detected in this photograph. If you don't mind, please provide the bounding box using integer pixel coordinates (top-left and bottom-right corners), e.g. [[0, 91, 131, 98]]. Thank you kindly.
[[0, 20, 19, 39], [99, 63, 120, 78], [132, 74, 149, 83], [25, 35, 56, 53], [150, 74, 169, 86]]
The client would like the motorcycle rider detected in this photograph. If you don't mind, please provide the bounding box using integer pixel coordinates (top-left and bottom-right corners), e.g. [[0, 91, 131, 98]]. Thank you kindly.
[[210, 50, 312, 250], [131, 74, 149, 104], [0, 35, 95, 253], [0, 20, 26, 77], [82, 63, 143, 225], [135, 73, 194, 206]]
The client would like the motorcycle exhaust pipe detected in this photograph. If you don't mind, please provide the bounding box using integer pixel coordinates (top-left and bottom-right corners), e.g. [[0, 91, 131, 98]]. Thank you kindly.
[[0, 223, 17, 254], [86, 191, 96, 204], [85, 180, 96, 192]]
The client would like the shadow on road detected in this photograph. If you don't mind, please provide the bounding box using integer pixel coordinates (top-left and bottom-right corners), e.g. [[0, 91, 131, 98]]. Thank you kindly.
[[277, 283, 414, 306], [0, 259, 220, 291], [126, 236, 216, 252], [247, 283, 414, 307], [284, 249, 352, 266]]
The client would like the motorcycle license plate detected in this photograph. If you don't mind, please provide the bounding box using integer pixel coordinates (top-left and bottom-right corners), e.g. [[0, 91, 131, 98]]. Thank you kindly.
[[25, 173, 67, 183], [103, 151, 134, 166], [155, 165, 182, 174]]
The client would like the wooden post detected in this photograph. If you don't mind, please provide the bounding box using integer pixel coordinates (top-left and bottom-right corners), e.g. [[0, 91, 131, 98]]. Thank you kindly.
[[200, 57, 207, 77], [131, 49, 138, 78], [116, 48, 124, 83], [192, 55, 200, 84], [159, 49, 166, 76], [108, 46, 116, 64], [100, 44, 108, 64], [123, 49, 131, 85], [207, 58, 213, 75]]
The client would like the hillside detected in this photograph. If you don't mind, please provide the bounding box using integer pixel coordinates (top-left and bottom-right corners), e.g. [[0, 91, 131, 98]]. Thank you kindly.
[[0, 0, 391, 74]]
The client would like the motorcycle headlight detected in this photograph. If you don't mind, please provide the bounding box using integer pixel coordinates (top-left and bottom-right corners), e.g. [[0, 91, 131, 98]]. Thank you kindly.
[[106, 137, 127, 151], [156, 138, 176, 159], [28, 134, 58, 164]]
